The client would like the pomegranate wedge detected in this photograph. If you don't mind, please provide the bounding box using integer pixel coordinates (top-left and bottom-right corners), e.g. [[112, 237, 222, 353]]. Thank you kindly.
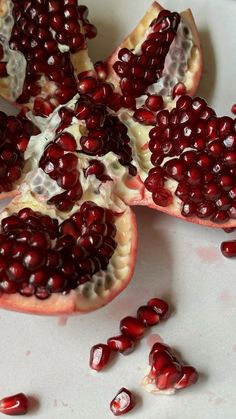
[[0, 1, 96, 116], [105, 2, 202, 111], [0, 196, 137, 315]]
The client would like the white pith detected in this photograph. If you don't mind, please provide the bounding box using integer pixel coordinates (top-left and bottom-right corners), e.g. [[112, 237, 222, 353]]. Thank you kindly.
[[141, 366, 176, 395], [0, 0, 26, 100]]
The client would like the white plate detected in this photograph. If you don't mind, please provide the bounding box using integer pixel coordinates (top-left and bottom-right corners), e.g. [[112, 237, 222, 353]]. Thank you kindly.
[[0, 1, 236, 418]]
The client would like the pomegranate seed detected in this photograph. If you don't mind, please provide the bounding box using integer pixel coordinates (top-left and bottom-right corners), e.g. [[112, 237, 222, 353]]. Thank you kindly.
[[120, 316, 145, 339], [110, 388, 135, 416], [149, 350, 174, 379], [0, 393, 28, 415], [133, 109, 156, 125], [137, 305, 160, 326], [147, 298, 170, 319], [152, 187, 173, 207], [175, 366, 199, 389], [149, 342, 172, 365], [107, 335, 135, 355], [221, 240, 236, 257], [89, 343, 112, 371], [231, 104, 236, 115], [145, 95, 163, 111], [94, 61, 108, 80], [155, 362, 182, 390], [172, 82, 186, 98], [78, 77, 97, 94]]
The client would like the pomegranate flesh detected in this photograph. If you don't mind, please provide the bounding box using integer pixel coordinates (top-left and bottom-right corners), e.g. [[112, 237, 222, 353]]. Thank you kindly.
[[110, 387, 135, 416]]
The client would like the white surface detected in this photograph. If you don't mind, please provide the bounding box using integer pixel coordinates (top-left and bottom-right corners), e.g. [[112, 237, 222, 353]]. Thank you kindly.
[[0, 0, 236, 418]]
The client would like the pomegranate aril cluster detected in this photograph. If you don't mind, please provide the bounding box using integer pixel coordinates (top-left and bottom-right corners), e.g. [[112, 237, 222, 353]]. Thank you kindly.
[[89, 297, 169, 371], [143, 341, 199, 393], [145, 95, 236, 221], [39, 95, 136, 212], [0, 111, 36, 192], [1, 1, 96, 116], [0, 202, 117, 299], [112, 10, 180, 112]]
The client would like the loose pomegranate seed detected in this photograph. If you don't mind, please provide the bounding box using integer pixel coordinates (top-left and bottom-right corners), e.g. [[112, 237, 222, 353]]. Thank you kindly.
[[149, 350, 174, 379], [137, 305, 160, 326], [0, 393, 28, 415], [120, 316, 146, 339], [155, 362, 182, 390], [110, 388, 135, 416], [149, 342, 172, 365], [147, 298, 170, 319], [107, 335, 135, 354], [89, 343, 112, 371], [145, 95, 163, 111], [172, 82, 186, 98], [174, 366, 199, 389], [231, 104, 236, 115], [221, 240, 236, 257]]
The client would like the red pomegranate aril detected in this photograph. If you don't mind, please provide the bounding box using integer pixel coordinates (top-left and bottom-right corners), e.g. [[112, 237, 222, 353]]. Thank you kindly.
[[94, 61, 108, 80], [133, 109, 156, 125], [89, 343, 112, 371], [0, 392, 28, 415], [221, 240, 236, 257], [78, 77, 97, 94], [120, 316, 145, 339], [107, 335, 135, 355], [164, 159, 186, 181], [147, 298, 170, 320], [144, 172, 164, 192], [186, 166, 202, 185], [149, 350, 174, 379], [175, 366, 199, 389], [204, 183, 221, 200], [155, 362, 182, 390], [137, 305, 160, 326], [23, 249, 45, 270], [149, 342, 172, 365], [224, 151, 236, 167], [152, 188, 173, 207], [197, 202, 215, 219], [172, 82, 186, 98], [55, 132, 77, 151], [231, 104, 236, 115], [110, 388, 135, 416], [215, 194, 231, 210], [175, 182, 190, 201], [120, 95, 136, 108]]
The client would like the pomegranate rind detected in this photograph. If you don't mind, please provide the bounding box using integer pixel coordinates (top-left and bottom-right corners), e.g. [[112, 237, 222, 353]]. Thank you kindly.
[[105, 2, 202, 101], [0, 205, 137, 315]]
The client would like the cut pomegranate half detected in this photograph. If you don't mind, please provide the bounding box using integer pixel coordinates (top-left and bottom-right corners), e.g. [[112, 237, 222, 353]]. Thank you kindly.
[[0, 1, 96, 116], [105, 2, 202, 112], [0, 196, 137, 315]]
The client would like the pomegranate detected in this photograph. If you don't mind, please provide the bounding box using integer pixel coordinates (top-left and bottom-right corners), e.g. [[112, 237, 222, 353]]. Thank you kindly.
[[110, 388, 136, 416], [89, 343, 112, 371], [142, 342, 199, 394], [0, 392, 28, 415], [105, 2, 202, 112], [0, 1, 96, 116]]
